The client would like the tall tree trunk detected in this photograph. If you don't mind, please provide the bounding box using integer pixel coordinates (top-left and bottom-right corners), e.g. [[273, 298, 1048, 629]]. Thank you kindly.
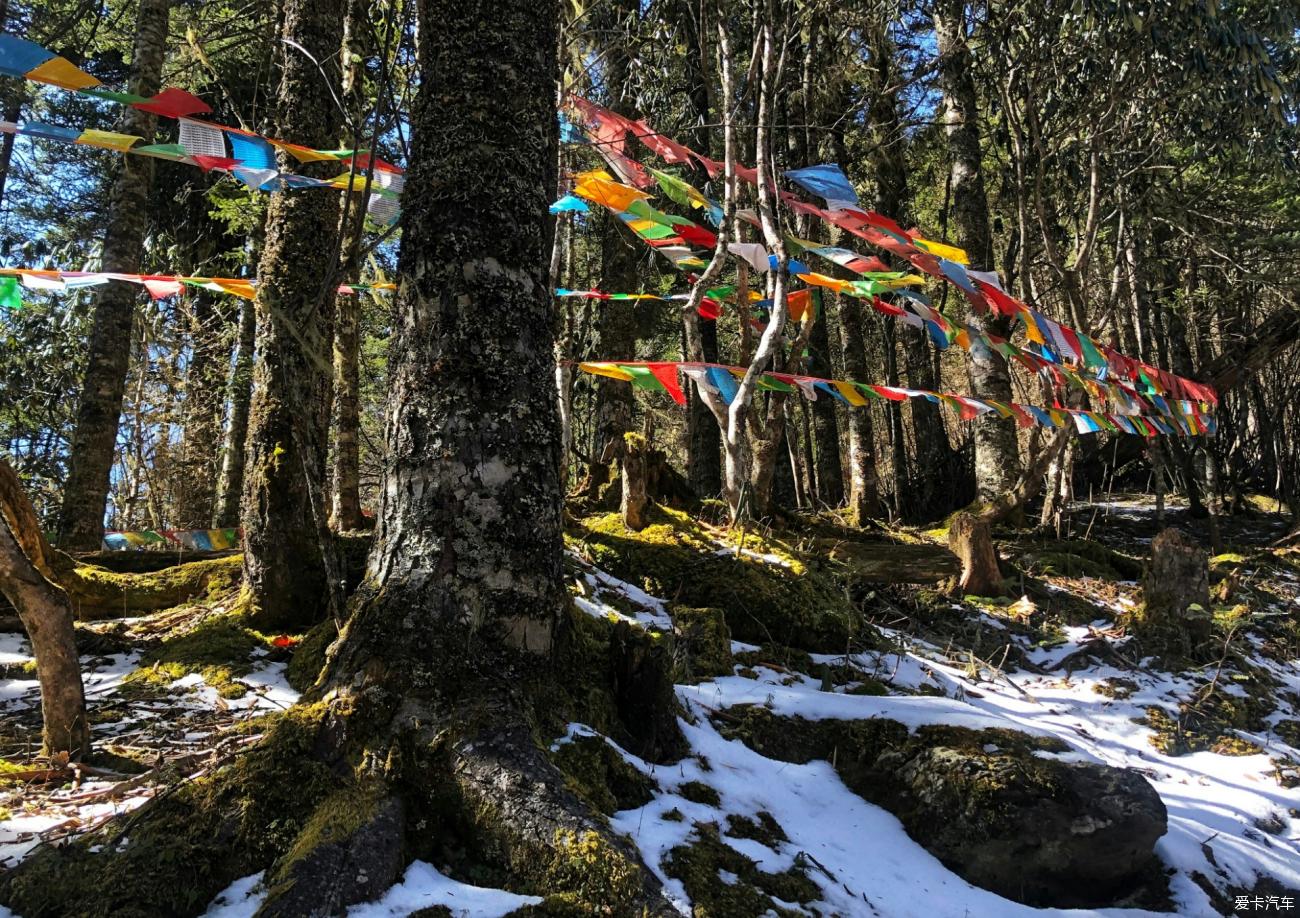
[[838, 293, 882, 523], [329, 0, 370, 532], [680, 0, 723, 500], [241, 0, 347, 630], [0, 461, 88, 759], [214, 290, 255, 528], [933, 0, 1020, 505], [688, 318, 722, 497], [56, 0, 171, 551], [172, 292, 229, 528], [806, 296, 844, 507], [861, 19, 954, 521]]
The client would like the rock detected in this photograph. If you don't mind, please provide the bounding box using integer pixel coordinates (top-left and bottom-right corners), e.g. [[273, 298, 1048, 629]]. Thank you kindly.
[[886, 740, 1167, 907], [719, 709, 1168, 908]]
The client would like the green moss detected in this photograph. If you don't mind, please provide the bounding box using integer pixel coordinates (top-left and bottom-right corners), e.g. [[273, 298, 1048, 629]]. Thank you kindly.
[[261, 779, 386, 898], [62, 555, 244, 619], [569, 506, 866, 652], [663, 822, 817, 917], [551, 734, 656, 816], [540, 829, 643, 914], [122, 610, 275, 700], [1022, 540, 1143, 582], [0, 660, 37, 680], [679, 781, 720, 807], [724, 811, 787, 849], [1143, 698, 1267, 757], [286, 618, 338, 693], [661, 807, 684, 822]]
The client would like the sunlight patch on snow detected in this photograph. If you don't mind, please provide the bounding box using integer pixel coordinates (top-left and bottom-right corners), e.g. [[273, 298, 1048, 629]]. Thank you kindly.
[[347, 860, 543, 916]]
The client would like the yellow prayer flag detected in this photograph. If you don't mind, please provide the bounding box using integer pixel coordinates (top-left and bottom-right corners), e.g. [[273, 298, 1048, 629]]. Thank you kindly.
[[26, 56, 101, 91], [579, 362, 635, 381], [833, 381, 869, 406], [878, 274, 926, 289], [573, 169, 650, 212], [213, 279, 256, 299], [76, 129, 142, 152], [798, 272, 854, 294], [269, 139, 341, 163], [913, 238, 969, 265]]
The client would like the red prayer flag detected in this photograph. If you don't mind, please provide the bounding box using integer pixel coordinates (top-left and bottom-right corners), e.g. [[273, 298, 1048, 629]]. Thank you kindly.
[[648, 363, 686, 404]]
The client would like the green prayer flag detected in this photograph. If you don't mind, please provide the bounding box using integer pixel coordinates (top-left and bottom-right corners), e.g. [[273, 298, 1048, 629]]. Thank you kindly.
[[0, 276, 21, 310]]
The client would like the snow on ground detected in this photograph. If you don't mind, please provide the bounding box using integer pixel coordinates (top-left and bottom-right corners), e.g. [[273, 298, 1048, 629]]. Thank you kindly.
[[0, 637, 300, 869], [201, 862, 542, 917], [567, 514, 1300, 918]]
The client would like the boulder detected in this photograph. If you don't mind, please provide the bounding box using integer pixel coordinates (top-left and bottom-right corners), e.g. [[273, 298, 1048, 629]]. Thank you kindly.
[[720, 709, 1168, 908]]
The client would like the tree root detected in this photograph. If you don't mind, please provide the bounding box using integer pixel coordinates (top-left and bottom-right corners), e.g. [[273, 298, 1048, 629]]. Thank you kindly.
[[1, 677, 682, 917]]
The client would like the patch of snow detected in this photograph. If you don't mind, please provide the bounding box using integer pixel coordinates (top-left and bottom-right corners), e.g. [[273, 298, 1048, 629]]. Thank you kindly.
[[202, 872, 264, 917], [347, 860, 542, 917]]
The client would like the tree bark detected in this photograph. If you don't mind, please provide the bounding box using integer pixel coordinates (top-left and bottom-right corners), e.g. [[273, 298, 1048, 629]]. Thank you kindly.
[[621, 434, 650, 531], [241, 0, 347, 630], [807, 296, 844, 508], [933, 0, 1020, 504], [948, 510, 1003, 597], [172, 292, 229, 528], [0, 461, 89, 758], [329, 0, 371, 532], [56, 0, 171, 551], [838, 293, 882, 524], [213, 290, 255, 528]]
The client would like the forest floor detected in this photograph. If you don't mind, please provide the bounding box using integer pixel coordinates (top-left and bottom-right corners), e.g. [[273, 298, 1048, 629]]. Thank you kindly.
[[0, 496, 1298, 916]]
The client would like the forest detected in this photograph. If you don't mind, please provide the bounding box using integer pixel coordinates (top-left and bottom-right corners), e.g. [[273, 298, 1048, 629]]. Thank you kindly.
[[0, 0, 1297, 914]]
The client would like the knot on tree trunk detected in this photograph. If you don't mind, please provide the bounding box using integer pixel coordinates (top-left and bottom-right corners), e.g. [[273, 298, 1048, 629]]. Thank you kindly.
[[1133, 527, 1212, 658], [948, 511, 1004, 597]]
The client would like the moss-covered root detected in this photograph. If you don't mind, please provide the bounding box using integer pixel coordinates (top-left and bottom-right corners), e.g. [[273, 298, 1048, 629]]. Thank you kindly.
[[0, 705, 343, 918], [441, 718, 681, 916]]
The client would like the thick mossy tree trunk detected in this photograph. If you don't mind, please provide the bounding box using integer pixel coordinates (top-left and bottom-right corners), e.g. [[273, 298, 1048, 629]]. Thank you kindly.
[[0, 461, 88, 758], [240, 0, 347, 631], [213, 290, 255, 528], [0, 0, 682, 913], [56, 0, 171, 552], [933, 0, 1020, 506]]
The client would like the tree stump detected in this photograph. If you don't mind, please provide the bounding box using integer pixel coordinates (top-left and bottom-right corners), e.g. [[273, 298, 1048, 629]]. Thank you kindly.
[[621, 432, 651, 531], [1137, 527, 1212, 656], [948, 511, 1004, 597]]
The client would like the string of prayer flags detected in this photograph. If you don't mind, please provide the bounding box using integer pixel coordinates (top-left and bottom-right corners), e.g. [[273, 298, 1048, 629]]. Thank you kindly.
[[101, 528, 241, 552], [0, 267, 396, 305], [554, 288, 723, 319], [579, 361, 1215, 439], [0, 33, 403, 178], [0, 119, 401, 220], [564, 94, 1216, 409]]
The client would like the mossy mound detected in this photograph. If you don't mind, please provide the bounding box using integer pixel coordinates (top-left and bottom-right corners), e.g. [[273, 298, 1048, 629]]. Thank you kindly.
[[122, 609, 280, 700], [0, 706, 344, 918], [662, 821, 818, 917], [1021, 539, 1144, 581], [569, 507, 867, 653], [551, 734, 657, 816], [1143, 684, 1274, 757], [60, 555, 244, 620]]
